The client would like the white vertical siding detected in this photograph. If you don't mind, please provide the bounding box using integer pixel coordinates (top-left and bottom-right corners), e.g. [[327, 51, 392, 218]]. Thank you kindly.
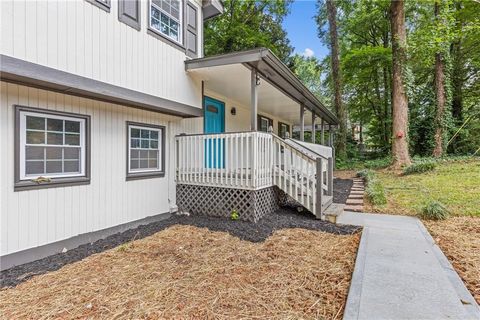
[[0, 82, 182, 256], [0, 0, 203, 108]]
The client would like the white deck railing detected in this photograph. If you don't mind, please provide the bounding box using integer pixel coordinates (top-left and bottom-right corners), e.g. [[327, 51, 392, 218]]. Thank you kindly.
[[176, 132, 273, 190], [176, 131, 333, 218]]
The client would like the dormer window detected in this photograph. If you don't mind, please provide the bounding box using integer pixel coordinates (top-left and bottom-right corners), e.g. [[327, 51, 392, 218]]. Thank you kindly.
[[150, 0, 183, 44]]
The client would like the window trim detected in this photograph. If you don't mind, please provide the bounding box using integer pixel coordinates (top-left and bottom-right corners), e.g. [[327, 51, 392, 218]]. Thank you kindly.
[[118, 0, 141, 31], [148, 0, 184, 47], [278, 121, 291, 139], [126, 121, 166, 181], [147, 0, 186, 50], [85, 0, 111, 13], [257, 115, 273, 133], [14, 105, 91, 191]]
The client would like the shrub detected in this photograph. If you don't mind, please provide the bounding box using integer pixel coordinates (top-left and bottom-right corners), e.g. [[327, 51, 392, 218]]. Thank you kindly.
[[403, 161, 436, 175], [230, 209, 239, 220], [356, 169, 373, 180], [418, 200, 449, 220], [357, 169, 387, 205], [365, 181, 387, 205]]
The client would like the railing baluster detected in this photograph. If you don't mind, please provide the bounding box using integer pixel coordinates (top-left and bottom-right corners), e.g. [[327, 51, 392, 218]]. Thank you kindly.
[[240, 133, 244, 188], [300, 152, 308, 205], [306, 159, 310, 210]]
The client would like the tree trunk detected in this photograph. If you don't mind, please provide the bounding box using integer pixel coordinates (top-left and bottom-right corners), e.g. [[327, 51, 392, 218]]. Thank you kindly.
[[390, 0, 411, 167], [433, 1, 446, 158], [326, 0, 347, 159], [383, 32, 392, 147]]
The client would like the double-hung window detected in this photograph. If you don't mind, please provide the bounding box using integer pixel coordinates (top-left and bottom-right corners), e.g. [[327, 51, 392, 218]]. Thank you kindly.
[[127, 122, 165, 179], [279, 122, 290, 139], [258, 115, 273, 133], [15, 106, 90, 190], [150, 0, 182, 44]]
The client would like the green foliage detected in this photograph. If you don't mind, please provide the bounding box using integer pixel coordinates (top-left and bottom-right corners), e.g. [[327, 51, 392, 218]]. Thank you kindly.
[[356, 169, 373, 179], [230, 209, 239, 221], [356, 169, 387, 205], [366, 181, 387, 205], [418, 200, 450, 220], [371, 160, 480, 216], [204, 0, 293, 63], [314, 0, 479, 158], [403, 161, 436, 175], [337, 156, 391, 170], [288, 54, 325, 102]]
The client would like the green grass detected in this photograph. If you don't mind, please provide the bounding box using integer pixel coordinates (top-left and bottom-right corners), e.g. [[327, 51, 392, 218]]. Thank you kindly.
[[403, 161, 436, 175], [373, 160, 480, 217], [336, 157, 391, 170]]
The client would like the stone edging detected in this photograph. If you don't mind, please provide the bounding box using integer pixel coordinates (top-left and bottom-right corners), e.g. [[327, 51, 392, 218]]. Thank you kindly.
[[344, 177, 365, 212]]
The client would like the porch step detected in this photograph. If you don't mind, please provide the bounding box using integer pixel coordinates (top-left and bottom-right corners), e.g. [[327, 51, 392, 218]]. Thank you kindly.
[[323, 203, 345, 223]]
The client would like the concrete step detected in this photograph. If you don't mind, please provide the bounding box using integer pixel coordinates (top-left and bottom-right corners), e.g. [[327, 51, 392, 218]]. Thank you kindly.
[[344, 205, 364, 212], [324, 203, 345, 223], [346, 198, 363, 205]]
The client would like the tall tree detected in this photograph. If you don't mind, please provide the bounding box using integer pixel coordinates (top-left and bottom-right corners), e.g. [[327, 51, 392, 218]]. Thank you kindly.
[[433, 0, 447, 157], [390, 0, 411, 166], [325, 0, 347, 158], [204, 0, 293, 63], [288, 54, 325, 102]]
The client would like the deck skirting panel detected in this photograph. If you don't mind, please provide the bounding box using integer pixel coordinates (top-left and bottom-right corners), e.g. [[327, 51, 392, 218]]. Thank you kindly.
[[176, 184, 278, 222]]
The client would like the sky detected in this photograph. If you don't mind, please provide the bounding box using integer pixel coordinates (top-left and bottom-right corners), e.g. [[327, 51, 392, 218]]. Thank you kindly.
[[282, 0, 328, 60]]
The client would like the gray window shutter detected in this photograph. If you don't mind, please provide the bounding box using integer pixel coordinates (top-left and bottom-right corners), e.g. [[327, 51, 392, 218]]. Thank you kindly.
[[186, 2, 198, 57], [118, 0, 141, 31]]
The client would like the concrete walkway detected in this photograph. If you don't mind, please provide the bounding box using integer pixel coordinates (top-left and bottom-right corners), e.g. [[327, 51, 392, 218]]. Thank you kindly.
[[338, 212, 480, 320]]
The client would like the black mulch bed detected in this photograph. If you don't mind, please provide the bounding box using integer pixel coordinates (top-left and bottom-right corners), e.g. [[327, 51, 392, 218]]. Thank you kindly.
[[1, 207, 360, 288], [333, 178, 354, 204]]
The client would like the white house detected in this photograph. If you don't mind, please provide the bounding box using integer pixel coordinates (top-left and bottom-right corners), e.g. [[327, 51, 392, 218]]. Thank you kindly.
[[0, 0, 338, 270]]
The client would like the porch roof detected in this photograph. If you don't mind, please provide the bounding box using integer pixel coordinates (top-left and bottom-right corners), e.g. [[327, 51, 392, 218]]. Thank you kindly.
[[185, 48, 338, 125]]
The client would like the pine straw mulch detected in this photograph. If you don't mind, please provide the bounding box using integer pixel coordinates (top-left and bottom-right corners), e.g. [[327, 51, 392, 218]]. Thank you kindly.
[[0, 225, 360, 319], [424, 217, 480, 304]]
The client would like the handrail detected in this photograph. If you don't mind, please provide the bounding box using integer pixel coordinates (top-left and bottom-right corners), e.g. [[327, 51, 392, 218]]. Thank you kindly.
[[284, 138, 330, 160], [270, 133, 317, 162], [175, 130, 271, 138]]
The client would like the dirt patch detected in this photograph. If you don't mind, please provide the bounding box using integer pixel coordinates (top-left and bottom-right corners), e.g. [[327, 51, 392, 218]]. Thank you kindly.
[[425, 217, 480, 304], [0, 224, 360, 319], [334, 170, 357, 179]]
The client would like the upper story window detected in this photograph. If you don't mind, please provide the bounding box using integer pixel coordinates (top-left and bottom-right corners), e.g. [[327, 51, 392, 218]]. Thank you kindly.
[[150, 0, 183, 44], [15, 106, 90, 191], [85, 0, 111, 12]]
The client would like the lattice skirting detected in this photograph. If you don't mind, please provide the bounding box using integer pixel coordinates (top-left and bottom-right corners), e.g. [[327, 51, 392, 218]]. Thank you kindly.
[[176, 184, 279, 222]]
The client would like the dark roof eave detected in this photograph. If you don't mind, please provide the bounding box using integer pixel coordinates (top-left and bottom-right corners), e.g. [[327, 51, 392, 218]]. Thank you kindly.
[[1, 55, 202, 118]]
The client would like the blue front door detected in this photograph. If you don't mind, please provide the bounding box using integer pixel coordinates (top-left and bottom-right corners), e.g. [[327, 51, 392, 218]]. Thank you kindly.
[[204, 96, 225, 168]]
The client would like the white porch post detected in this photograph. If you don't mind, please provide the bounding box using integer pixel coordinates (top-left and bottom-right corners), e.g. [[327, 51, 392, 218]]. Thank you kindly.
[[250, 69, 258, 131], [311, 113, 316, 143], [300, 105, 305, 141], [328, 124, 333, 146], [321, 118, 325, 145]]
